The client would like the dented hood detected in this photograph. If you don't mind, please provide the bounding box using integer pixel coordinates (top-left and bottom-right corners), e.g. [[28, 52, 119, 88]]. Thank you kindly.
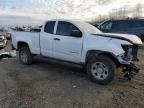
[[95, 33, 143, 45]]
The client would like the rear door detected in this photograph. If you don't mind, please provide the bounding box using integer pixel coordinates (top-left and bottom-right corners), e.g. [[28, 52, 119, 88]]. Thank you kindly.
[[53, 21, 83, 63], [40, 21, 56, 57]]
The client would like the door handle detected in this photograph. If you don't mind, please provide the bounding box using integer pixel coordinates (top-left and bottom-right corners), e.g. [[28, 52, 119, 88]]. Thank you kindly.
[[53, 38, 60, 41]]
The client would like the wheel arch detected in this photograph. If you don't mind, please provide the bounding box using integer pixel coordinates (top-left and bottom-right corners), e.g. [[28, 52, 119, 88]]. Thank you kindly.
[[86, 50, 120, 67], [17, 41, 29, 50]]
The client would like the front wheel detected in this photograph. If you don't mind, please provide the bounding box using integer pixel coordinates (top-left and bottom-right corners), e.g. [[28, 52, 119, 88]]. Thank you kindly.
[[19, 47, 33, 65], [87, 55, 116, 85]]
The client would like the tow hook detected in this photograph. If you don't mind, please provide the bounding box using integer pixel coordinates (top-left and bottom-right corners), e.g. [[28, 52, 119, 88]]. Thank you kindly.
[[122, 63, 140, 80]]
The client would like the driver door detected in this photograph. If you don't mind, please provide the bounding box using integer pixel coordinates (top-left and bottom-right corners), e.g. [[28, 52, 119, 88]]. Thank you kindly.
[[53, 21, 83, 63]]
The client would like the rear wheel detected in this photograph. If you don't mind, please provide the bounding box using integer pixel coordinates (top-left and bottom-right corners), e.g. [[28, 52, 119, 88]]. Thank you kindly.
[[87, 55, 116, 85], [19, 47, 33, 65]]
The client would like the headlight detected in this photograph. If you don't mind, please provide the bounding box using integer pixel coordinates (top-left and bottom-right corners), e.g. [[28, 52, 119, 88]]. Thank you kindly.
[[121, 44, 132, 52], [121, 44, 134, 60]]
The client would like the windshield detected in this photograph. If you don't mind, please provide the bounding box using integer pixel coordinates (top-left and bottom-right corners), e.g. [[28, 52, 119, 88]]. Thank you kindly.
[[77, 22, 102, 34]]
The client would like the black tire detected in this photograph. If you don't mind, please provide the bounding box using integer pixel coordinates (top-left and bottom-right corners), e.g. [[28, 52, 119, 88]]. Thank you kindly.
[[87, 55, 116, 85], [19, 47, 33, 65]]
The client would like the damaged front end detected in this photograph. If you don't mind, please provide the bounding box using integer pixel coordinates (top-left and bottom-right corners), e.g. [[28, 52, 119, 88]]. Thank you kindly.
[[117, 44, 140, 80]]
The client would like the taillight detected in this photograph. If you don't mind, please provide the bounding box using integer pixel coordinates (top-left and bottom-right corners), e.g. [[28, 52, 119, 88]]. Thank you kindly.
[[0, 36, 5, 42], [6, 33, 12, 40]]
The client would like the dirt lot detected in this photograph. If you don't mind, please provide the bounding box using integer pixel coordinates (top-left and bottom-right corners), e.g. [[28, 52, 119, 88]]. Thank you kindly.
[[0, 48, 144, 108]]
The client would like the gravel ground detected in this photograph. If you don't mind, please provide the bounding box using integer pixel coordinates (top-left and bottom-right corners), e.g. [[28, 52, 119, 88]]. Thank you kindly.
[[0, 47, 144, 108]]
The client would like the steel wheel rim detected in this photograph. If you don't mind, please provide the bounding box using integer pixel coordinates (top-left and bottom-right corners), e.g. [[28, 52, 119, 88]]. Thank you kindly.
[[91, 62, 109, 80]]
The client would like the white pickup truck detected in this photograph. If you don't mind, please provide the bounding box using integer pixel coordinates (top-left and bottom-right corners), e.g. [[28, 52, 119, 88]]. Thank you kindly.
[[12, 20, 142, 85]]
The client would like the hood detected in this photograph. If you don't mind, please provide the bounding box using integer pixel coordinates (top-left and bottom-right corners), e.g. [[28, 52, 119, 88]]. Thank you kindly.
[[95, 33, 142, 45]]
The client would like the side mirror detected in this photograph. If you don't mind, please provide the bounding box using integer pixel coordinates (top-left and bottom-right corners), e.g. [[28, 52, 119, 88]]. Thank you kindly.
[[70, 30, 82, 37]]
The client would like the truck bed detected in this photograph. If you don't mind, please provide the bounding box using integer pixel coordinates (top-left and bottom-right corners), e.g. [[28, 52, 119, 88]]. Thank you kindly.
[[11, 31, 40, 54]]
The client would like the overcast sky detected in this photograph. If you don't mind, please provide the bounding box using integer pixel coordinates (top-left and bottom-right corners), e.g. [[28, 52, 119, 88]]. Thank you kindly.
[[0, 0, 144, 25]]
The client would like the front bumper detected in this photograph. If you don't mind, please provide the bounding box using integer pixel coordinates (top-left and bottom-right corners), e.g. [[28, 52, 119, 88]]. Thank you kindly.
[[117, 50, 140, 80], [117, 54, 139, 65], [122, 62, 140, 80], [118, 56, 140, 80], [117, 44, 139, 64]]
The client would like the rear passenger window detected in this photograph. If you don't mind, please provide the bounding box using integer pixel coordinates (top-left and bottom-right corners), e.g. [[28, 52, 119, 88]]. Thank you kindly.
[[44, 21, 55, 34]]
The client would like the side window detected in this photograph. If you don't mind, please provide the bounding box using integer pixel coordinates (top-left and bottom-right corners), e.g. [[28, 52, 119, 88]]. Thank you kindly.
[[99, 21, 113, 30], [44, 21, 55, 34], [56, 21, 81, 36]]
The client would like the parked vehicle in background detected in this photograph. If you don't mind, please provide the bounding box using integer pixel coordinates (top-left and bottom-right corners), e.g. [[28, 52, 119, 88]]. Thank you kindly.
[[0, 27, 11, 40], [14, 27, 24, 31], [0, 27, 8, 35], [97, 18, 144, 42], [30, 25, 42, 32], [12, 20, 142, 85]]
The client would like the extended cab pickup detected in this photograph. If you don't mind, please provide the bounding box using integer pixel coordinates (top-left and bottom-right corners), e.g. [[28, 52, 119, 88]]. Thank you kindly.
[[12, 20, 142, 85]]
